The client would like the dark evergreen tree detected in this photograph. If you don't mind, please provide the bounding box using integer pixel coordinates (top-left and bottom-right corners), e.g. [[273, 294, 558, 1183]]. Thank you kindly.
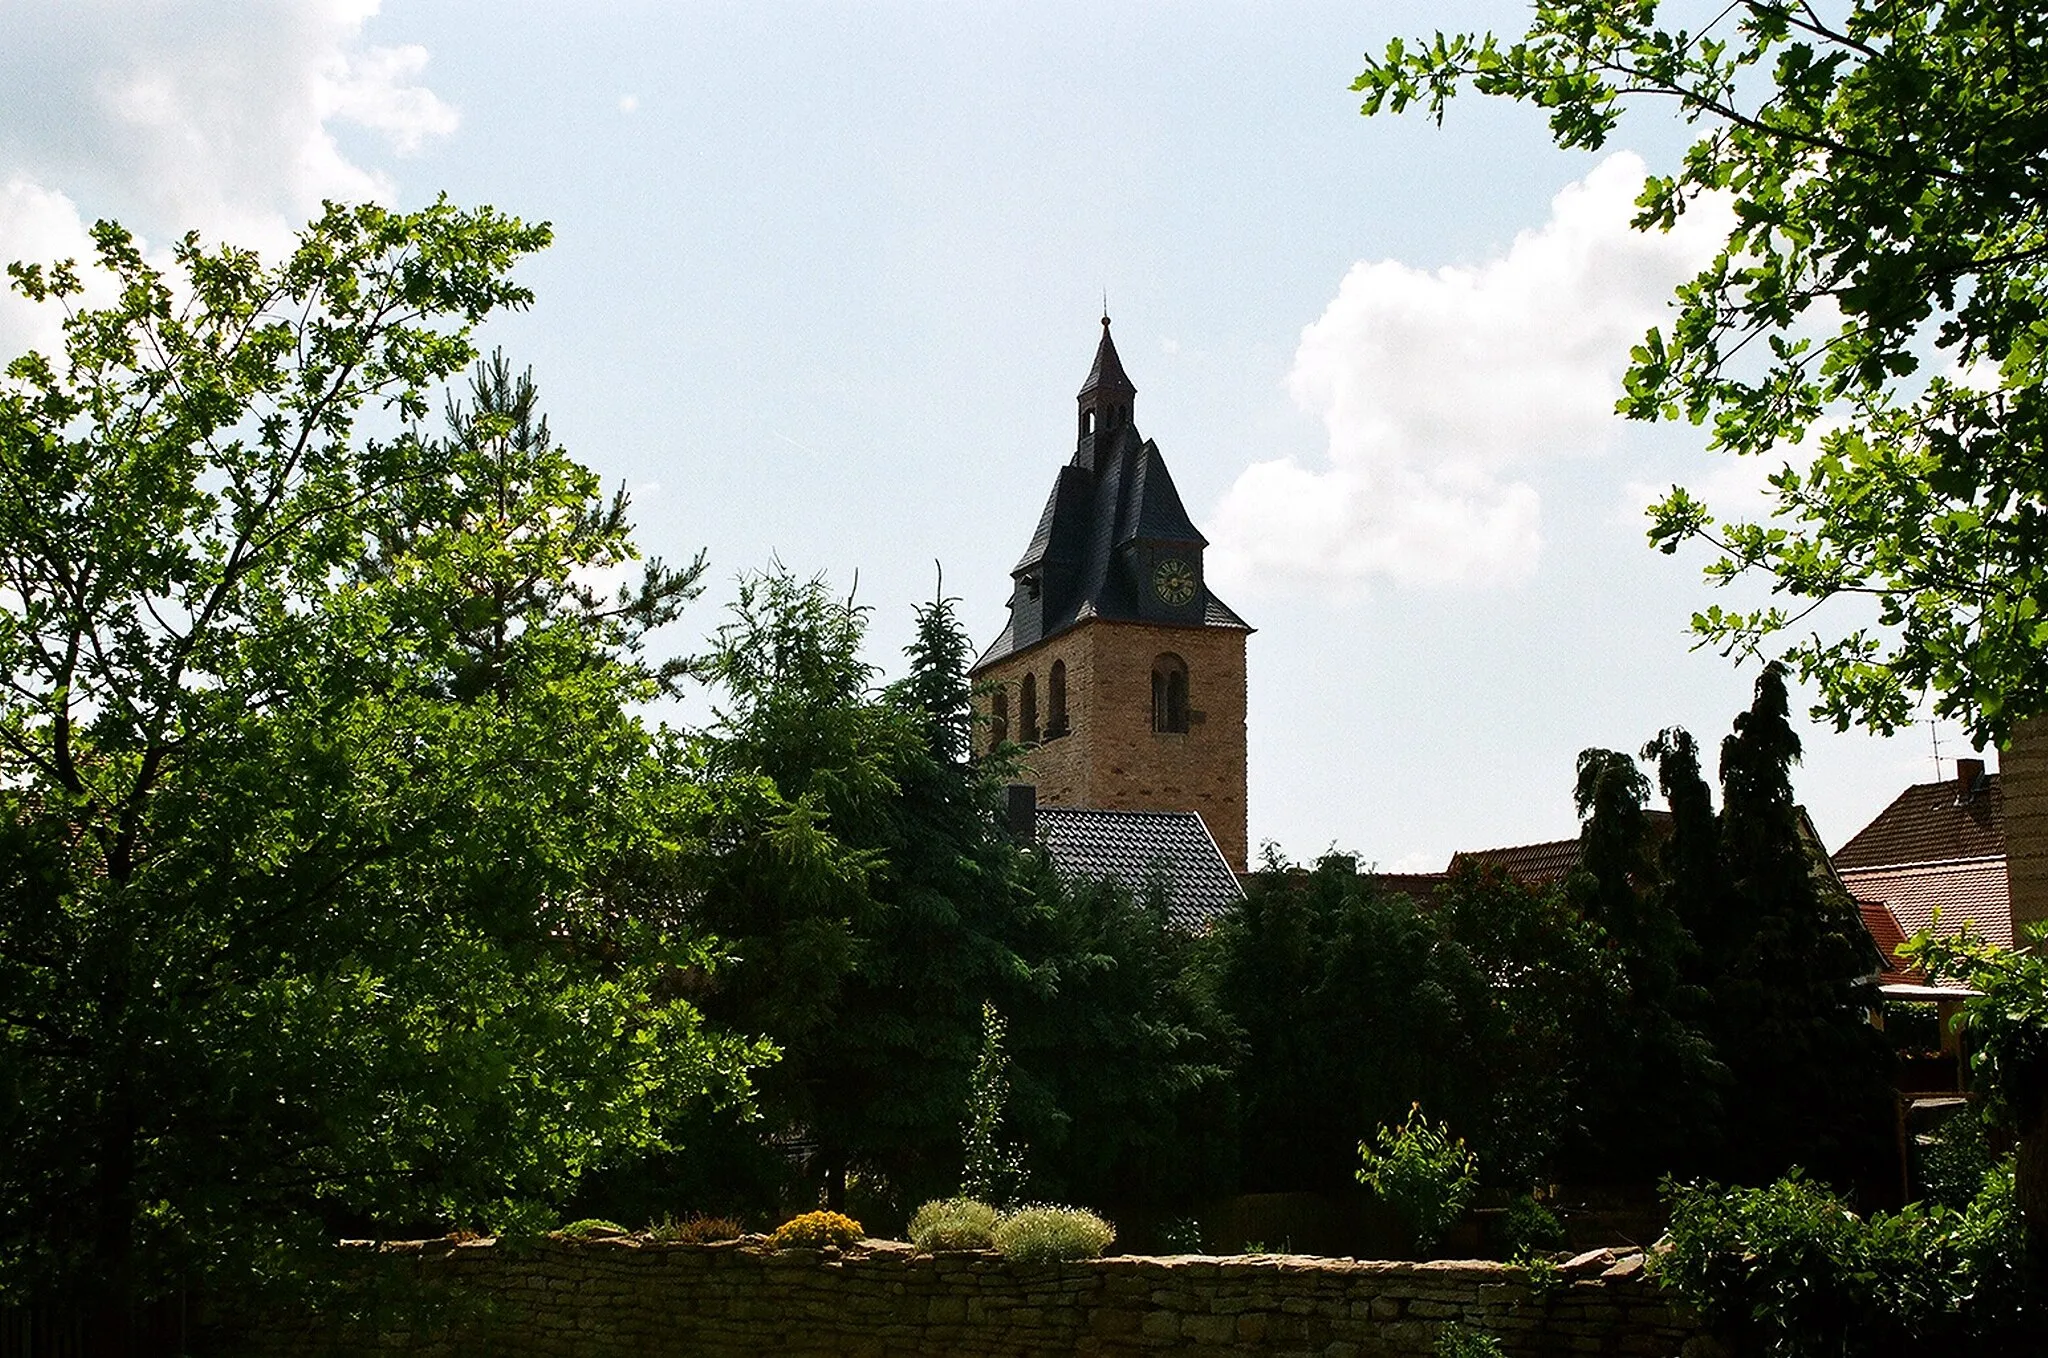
[[681, 572, 1038, 1215], [1563, 750, 1722, 1182], [1005, 875, 1237, 1215], [1708, 664, 1895, 1189], [1644, 727, 1727, 978]]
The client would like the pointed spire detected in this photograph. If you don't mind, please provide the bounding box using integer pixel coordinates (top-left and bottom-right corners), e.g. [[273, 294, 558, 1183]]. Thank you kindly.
[[1079, 311, 1136, 403], [1076, 313, 1136, 459]]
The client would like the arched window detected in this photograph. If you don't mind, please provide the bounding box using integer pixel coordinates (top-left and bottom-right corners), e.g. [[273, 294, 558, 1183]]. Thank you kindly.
[[1151, 653, 1189, 734], [1020, 672, 1040, 744], [989, 688, 1009, 753], [1046, 660, 1069, 738], [1081, 408, 1096, 437]]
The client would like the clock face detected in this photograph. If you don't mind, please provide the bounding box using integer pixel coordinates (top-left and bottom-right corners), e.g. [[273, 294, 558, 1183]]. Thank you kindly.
[[1152, 556, 1197, 607]]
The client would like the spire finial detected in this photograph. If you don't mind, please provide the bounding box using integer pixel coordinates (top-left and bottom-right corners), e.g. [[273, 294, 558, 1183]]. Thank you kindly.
[[1102, 290, 1110, 327]]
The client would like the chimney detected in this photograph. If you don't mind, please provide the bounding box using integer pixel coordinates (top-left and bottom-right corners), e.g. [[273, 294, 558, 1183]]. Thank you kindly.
[[1005, 783, 1038, 844], [1957, 757, 1987, 800]]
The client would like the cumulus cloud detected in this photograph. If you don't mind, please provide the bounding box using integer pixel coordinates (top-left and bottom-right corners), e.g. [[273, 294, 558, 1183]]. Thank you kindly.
[[1210, 152, 1732, 594], [0, 0, 455, 354]]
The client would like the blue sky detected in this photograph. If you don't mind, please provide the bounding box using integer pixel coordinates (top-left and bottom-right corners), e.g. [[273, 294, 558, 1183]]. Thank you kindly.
[[0, 1, 1958, 868]]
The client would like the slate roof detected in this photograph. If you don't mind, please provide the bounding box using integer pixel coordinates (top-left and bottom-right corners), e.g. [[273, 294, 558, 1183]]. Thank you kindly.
[[1833, 773, 2004, 870], [1838, 858, 2013, 948], [1034, 805, 1245, 930], [972, 321, 1250, 672]]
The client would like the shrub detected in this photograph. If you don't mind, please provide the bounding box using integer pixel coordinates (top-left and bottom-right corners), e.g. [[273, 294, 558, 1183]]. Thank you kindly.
[[648, 1213, 745, 1244], [1356, 1103, 1478, 1255], [1655, 1168, 2034, 1356], [990, 1205, 1116, 1263], [1498, 1193, 1566, 1258], [909, 1197, 1000, 1252], [770, 1210, 863, 1250], [1435, 1324, 1505, 1358], [1916, 1102, 1997, 1210], [555, 1218, 627, 1238]]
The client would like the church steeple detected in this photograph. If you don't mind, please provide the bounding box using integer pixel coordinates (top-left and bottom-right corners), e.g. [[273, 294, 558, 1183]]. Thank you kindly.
[[1076, 312, 1136, 459], [971, 312, 1254, 873]]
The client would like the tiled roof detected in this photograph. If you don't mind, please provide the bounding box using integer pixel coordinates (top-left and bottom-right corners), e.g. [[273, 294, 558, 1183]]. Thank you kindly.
[[1448, 812, 1682, 886], [1838, 858, 2012, 948], [1450, 837, 1581, 885], [1034, 805, 1245, 930], [1832, 774, 2003, 870], [1371, 872, 1447, 906], [1856, 899, 1926, 983]]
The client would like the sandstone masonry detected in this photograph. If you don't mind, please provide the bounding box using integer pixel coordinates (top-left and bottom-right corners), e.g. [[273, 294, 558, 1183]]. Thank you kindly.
[[234, 1238, 1710, 1358], [979, 620, 1250, 873]]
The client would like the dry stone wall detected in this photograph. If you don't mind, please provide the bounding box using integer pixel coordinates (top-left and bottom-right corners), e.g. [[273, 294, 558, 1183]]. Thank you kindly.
[[235, 1237, 1711, 1358]]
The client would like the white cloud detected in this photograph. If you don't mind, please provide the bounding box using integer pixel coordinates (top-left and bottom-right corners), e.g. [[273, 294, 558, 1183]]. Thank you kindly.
[[618, 94, 641, 115], [0, 178, 96, 356], [1210, 152, 1732, 595], [0, 0, 456, 357]]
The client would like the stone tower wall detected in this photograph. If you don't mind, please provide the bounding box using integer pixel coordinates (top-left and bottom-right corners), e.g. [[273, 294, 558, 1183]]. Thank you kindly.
[[976, 620, 1249, 873], [2002, 716, 2048, 941]]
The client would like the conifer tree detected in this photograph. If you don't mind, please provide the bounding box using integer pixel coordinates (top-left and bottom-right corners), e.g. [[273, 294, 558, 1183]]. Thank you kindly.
[[1565, 751, 1721, 1181], [1708, 665, 1894, 1187]]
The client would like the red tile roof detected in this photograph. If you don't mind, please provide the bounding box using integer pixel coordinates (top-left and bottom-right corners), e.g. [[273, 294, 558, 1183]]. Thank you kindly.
[[1838, 858, 2013, 948], [1450, 837, 1581, 885], [1832, 774, 2003, 870], [1371, 872, 1447, 906], [1448, 812, 1675, 887], [1856, 899, 1926, 982]]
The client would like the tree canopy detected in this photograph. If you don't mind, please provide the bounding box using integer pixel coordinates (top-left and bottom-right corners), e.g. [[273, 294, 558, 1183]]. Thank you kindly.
[[0, 205, 762, 1311], [1356, 0, 2048, 745]]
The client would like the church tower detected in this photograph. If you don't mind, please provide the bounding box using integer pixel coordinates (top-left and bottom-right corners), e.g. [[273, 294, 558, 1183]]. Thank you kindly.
[[971, 315, 1253, 871]]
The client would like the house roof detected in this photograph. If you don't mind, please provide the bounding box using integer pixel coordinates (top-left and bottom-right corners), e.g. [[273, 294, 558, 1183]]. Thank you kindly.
[[1838, 857, 2013, 948], [1034, 805, 1245, 930], [1371, 872, 1448, 906], [1832, 772, 2003, 870], [1449, 837, 1582, 885], [1856, 898, 1927, 983], [1446, 812, 1679, 885]]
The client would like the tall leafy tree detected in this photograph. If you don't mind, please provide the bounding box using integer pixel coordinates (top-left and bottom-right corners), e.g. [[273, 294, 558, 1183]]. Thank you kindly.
[[1355, 0, 2048, 744], [0, 207, 762, 1315], [1217, 855, 1611, 1195]]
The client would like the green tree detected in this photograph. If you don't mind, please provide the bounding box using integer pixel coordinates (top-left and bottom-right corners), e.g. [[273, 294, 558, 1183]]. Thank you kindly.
[[1355, 0, 2048, 745], [0, 207, 763, 1315], [1907, 930, 2048, 1268], [960, 1001, 1027, 1207], [1006, 875, 1237, 1213], [685, 572, 1037, 1211], [1218, 854, 1607, 1195]]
